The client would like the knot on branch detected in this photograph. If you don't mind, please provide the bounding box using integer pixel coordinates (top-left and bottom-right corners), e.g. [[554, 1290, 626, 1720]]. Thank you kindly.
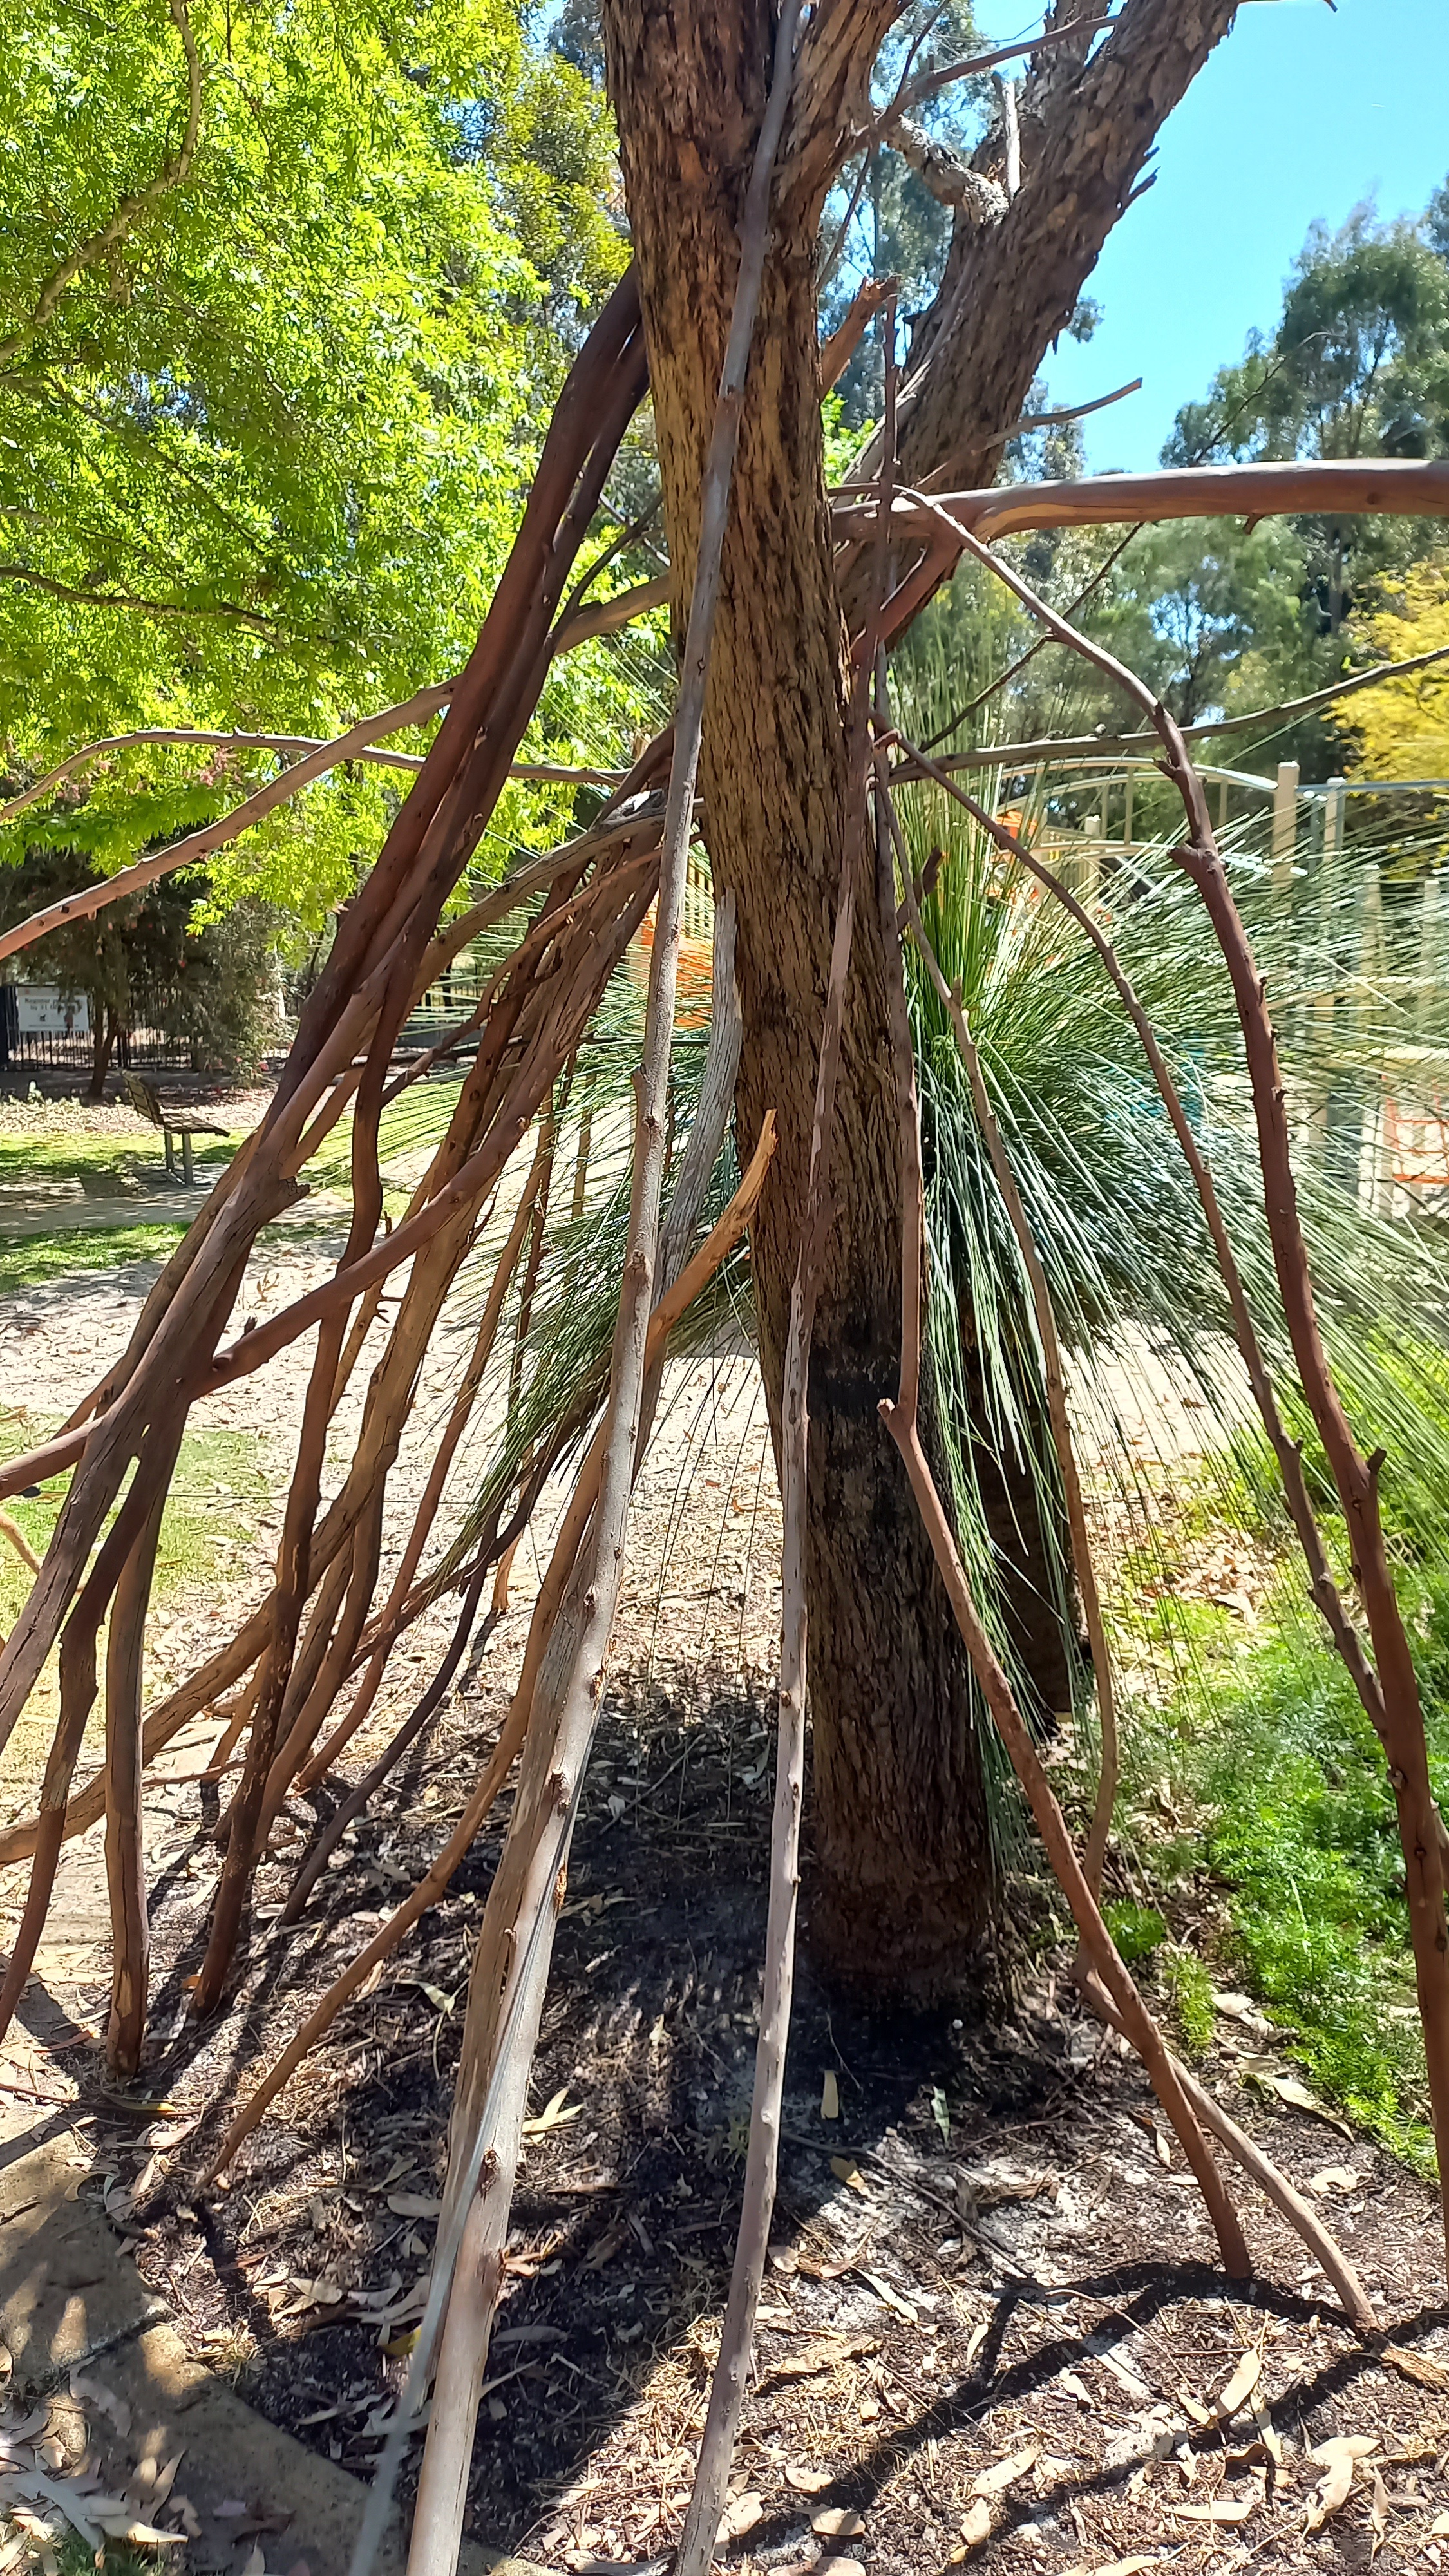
[[887, 117, 1007, 222]]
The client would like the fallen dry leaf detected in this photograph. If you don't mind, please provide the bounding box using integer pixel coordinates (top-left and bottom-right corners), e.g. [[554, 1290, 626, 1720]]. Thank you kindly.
[[958, 2500, 992, 2550], [522, 2087, 581, 2137], [386, 2193, 440, 2221], [1433, 2508, 1449, 2537], [860, 2269, 916, 2324], [1307, 2164, 1359, 2195], [970, 2448, 1038, 2499], [1216, 2349, 1262, 2419], [66, 2369, 130, 2437], [1370, 2468, 1388, 2555], [1307, 2434, 1377, 2530], [1172, 2497, 1255, 2525], [1382, 2342, 1449, 2393], [784, 2467, 832, 2496], [811, 2508, 865, 2539], [721, 2493, 762, 2539], [820, 2070, 840, 2121], [1213, 1989, 1271, 2031], [581, 2223, 627, 2272], [766, 2333, 876, 2382]]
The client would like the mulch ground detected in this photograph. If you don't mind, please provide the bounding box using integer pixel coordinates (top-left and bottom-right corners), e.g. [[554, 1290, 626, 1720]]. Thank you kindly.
[[26, 1654, 1448, 2576]]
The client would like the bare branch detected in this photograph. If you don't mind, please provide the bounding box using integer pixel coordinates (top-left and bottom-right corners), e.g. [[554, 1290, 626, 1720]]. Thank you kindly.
[[844, 455, 1449, 547], [0, 561, 280, 636], [819, 274, 896, 392], [978, 374, 1141, 450], [901, 637, 1449, 775], [550, 571, 670, 649], [0, 728, 632, 831], [891, 19, 1113, 123]]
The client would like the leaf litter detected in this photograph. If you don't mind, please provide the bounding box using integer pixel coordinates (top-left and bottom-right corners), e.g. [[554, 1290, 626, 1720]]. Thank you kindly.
[[6, 1320, 1449, 2575]]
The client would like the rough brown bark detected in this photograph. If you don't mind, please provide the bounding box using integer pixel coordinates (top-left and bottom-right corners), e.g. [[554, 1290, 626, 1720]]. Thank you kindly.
[[601, 0, 995, 1996], [601, 0, 1240, 1996]]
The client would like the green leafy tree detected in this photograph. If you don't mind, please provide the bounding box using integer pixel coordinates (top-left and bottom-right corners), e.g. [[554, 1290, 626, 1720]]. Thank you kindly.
[[0, 850, 278, 1095], [1164, 201, 1449, 660], [0, 0, 636, 914]]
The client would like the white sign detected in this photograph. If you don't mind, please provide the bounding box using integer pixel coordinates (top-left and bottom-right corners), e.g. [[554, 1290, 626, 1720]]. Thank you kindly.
[[15, 984, 90, 1036]]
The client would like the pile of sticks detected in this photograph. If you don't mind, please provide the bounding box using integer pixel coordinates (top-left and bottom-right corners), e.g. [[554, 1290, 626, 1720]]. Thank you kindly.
[[1, 92, 1448, 2576]]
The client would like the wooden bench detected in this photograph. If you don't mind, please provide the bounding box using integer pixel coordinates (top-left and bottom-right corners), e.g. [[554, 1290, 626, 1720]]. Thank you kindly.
[[120, 1070, 231, 1185]]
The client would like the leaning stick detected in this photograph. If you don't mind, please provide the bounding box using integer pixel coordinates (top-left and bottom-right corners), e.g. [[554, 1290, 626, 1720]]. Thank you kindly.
[[676, 857, 855, 2576], [876, 770, 1119, 1891], [408, 30, 804, 2562], [873, 770, 1248, 2275], [104, 1425, 182, 2076], [203, 1119, 775, 2184], [677, 266, 890, 2576], [1075, 1964, 1375, 2332], [292, 1151, 549, 1804], [918, 492, 1449, 2271]]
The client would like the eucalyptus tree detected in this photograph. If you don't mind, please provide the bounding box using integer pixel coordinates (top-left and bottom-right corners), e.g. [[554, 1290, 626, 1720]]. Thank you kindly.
[[593, 0, 1247, 1993]]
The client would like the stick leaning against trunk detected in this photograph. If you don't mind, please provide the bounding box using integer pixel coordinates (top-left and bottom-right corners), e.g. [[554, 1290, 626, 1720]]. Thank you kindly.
[[399, 26, 805, 2575], [677, 270, 900, 2576], [871, 760, 1250, 2278], [913, 490, 1449, 2277]]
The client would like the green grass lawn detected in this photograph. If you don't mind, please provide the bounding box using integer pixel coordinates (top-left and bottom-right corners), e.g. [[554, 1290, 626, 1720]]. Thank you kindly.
[[0, 1123, 240, 1193], [0, 1220, 189, 1298]]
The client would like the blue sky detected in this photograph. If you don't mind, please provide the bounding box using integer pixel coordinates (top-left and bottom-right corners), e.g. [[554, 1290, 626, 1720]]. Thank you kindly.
[[969, 0, 1449, 471]]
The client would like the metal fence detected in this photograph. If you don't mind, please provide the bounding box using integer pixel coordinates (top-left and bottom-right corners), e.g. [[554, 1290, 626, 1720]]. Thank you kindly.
[[1, 1025, 204, 1076]]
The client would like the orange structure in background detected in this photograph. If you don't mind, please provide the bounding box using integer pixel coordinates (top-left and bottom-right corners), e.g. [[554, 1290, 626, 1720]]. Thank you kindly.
[[1385, 1090, 1449, 1197], [632, 902, 713, 1024]]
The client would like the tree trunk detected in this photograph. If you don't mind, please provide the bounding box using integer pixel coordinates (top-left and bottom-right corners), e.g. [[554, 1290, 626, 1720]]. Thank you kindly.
[[601, 1, 995, 1998], [87, 1003, 117, 1103], [600, 0, 1239, 2000]]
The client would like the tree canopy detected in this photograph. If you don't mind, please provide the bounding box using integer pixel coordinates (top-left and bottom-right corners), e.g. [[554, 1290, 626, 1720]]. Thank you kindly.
[[0, 0, 647, 925]]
